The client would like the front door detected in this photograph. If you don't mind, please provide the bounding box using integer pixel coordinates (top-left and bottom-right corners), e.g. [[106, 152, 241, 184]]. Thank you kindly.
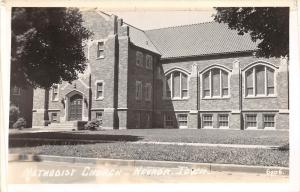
[[69, 94, 82, 121]]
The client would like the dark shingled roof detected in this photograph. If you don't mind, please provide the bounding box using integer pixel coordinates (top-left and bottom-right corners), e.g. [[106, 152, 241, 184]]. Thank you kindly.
[[127, 24, 161, 54], [145, 22, 258, 59]]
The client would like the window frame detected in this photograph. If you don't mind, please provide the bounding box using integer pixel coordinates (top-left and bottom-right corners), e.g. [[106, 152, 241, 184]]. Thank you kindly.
[[164, 113, 174, 128], [51, 113, 58, 122], [245, 114, 257, 129], [96, 111, 103, 125], [218, 114, 229, 129], [145, 83, 152, 102], [51, 84, 59, 101], [95, 80, 104, 100], [135, 81, 143, 101], [177, 113, 188, 128], [136, 51, 144, 67], [202, 114, 213, 128], [201, 67, 230, 99], [12, 86, 21, 95], [163, 70, 190, 100], [263, 114, 276, 129], [244, 64, 277, 98], [145, 54, 153, 70], [96, 41, 105, 59]]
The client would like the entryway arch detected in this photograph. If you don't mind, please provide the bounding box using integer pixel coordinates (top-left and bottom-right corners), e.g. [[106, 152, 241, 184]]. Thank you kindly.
[[65, 90, 84, 121]]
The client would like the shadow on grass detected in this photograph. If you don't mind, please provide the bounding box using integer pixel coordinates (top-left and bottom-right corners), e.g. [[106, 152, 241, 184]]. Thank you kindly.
[[9, 132, 143, 148]]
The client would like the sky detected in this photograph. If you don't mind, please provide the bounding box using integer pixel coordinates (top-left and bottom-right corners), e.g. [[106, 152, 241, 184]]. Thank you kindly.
[[107, 9, 216, 30]]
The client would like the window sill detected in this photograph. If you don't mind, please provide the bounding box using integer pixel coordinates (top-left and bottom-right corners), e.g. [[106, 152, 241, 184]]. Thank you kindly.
[[202, 97, 230, 100], [245, 127, 258, 130], [95, 97, 104, 101], [163, 97, 190, 101], [51, 100, 59, 102], [96, 56, 105, 60], [244, 95, 277, 99]]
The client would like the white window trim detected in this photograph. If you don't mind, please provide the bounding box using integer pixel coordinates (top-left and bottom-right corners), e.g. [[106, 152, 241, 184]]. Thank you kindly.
[[51, 84, 59, 102], [243, 65, 277, 98], [96, 40, 105, 59], [136, 51, 143, 67], [95, 80, 104, 100], [245, 114, 258, 129], [202, 114, 213, 129], [200, 68, 231, 99], [163, 71, 190, 100], [145, 83, 152, 102], [218, 114, 229, 129], [136, 81, 142, 101], [263, 114, 276, 130], [145, 54, 153, 70], [177, 113, 188, 129]]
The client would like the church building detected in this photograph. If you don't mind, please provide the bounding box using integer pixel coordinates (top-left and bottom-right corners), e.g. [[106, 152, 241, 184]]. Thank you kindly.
[[32, 10, 289, 130]]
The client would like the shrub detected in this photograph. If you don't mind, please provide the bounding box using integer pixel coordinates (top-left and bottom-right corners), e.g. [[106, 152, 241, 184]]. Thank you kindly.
[[84, 119, 101, 131], [13, 117, 27, 129], [77, 121, 88, 130], [9, 105, 20, 128], [278, 143, 289, 151]]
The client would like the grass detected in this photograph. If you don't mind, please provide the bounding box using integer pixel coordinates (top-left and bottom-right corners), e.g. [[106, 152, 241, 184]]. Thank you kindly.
[[9, 129, 289, 145], [9, 129, 289, 167], [9, 142, 289, 167]]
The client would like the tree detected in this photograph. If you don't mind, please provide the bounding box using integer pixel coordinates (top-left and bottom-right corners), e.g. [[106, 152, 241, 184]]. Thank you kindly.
[[214, 7, 289, 58], [11, 8, 93, 89]]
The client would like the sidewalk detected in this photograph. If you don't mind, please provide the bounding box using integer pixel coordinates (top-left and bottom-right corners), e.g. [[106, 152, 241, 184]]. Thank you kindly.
[[10, 137, 280, 149]]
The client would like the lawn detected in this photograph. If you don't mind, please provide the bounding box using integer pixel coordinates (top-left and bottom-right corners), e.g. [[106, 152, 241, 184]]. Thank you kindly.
[[9, 129, 289, 145], [9, 142, 289, 167], [9, 129, 289, 167]]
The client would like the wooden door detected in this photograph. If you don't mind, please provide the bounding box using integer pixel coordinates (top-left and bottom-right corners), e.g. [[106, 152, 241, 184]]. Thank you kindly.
[[69, 94, 82, 121]]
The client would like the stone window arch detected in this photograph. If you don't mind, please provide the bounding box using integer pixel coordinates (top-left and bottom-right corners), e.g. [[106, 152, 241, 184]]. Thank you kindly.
[[163, 69, 190, 100], [244, 63, 276, 97], [201, 67, 230, 98]]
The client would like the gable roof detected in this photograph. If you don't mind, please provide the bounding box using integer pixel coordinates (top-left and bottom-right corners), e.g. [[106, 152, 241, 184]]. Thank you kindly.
[[127, 24, 160, 54], [145, 22, 258, 59]]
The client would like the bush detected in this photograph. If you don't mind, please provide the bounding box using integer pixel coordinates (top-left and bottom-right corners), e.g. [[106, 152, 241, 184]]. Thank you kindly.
[[13, 117, 27, 129], [84, 119, 101, 131], [278, 143, 289, 151], [9, 105, 20, 128]]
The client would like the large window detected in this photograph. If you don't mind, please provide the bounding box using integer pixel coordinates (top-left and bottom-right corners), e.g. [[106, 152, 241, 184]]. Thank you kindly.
[[165, 71, 188, 99], [51, 84, 59, 101], [95, 81, 104, 100], [202, 68, 229, 98], [245, 65, 275, 97]]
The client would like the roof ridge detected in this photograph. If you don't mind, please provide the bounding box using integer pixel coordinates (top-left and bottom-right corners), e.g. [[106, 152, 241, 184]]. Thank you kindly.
[[145, 21, 216, 31], [124, 22, 145, 32]]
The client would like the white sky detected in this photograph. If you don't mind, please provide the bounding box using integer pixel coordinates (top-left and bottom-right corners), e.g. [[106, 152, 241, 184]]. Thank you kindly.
[[107, 9, 216, 30]]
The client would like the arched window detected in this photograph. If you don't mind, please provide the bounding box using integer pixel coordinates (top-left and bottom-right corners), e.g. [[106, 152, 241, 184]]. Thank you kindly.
[[165, 71, 189, 99], [202, 68, 229, 98], [245, 65, 275, 97]]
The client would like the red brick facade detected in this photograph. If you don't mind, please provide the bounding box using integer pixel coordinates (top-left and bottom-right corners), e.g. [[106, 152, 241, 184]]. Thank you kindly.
[[32, 10, 289, 130]]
